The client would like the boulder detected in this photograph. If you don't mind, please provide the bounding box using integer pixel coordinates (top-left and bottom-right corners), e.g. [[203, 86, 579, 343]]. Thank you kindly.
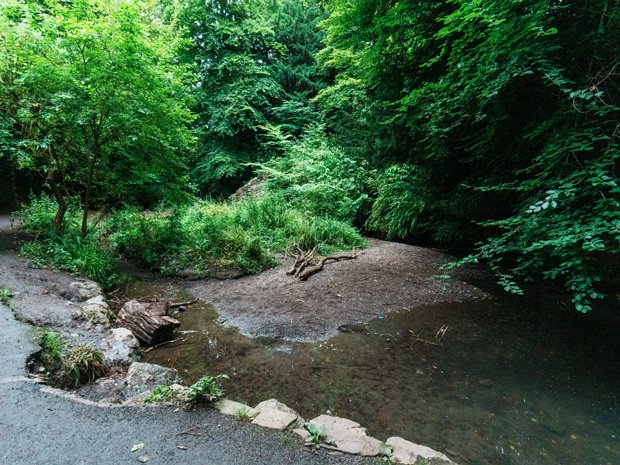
[[251, 399, 303, 430], [308, 414, 384, 457], [67, 280, 103, 302], [123, 362, 178, 398], [73, 295, 111, 326], [214, 399, 258, 418], [386, 437, 455, 465], [101, 328, 141, 366]]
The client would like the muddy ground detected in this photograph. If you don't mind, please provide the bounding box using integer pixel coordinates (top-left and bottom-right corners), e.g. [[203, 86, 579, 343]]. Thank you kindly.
[[189, 239, 487, 342]]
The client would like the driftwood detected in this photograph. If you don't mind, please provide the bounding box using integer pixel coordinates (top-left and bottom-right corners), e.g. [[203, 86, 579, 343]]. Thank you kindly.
[[286, 245, 357, 280], [117, 299, 180, 346]]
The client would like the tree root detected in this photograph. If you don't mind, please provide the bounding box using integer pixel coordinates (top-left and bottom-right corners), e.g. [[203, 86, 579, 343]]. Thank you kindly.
[[286, 245, 357, 280]]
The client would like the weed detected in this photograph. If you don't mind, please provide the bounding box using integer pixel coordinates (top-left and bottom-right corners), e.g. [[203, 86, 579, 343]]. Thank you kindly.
[[189, 374, 229, 402], [304, 421, 328, 450], [144, 385, 175, 404], [0, 287, 14, 309], [62, 342, 106, 386], [280, 431, 292, 446], [144, 373, 229, 407], [235, 406, 252, 422]]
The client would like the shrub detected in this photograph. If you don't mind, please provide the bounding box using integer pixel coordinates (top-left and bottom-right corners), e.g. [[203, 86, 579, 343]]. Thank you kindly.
[[258, 125, 369, 223], [21, 235, 118, 290]]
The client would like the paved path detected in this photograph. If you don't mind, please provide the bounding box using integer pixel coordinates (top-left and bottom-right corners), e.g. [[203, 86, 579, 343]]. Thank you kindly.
[[0, 217, 377, 465]]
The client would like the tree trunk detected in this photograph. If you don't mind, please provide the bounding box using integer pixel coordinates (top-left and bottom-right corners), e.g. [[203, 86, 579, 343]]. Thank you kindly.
[[81, 149, 98, 238], [117, 300, 180, 346], [50, 184, 68, 235]]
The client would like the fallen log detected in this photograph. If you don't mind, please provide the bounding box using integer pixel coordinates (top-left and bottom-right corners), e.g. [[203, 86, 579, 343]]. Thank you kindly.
[[117, 299, 180, 346]]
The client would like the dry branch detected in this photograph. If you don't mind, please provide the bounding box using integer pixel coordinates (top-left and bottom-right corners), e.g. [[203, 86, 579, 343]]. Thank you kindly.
[[286, 246, 357, 280]]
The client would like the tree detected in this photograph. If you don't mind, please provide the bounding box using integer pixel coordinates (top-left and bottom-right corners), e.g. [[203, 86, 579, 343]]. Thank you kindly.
[[319, 0, 620, 310], [0, 0, 195, 234], [180, 0, 328, 196]]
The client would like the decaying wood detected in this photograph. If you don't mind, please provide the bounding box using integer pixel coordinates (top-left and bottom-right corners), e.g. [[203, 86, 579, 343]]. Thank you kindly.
[[286, 245, 357, 280], [117, 299, 180, 346]]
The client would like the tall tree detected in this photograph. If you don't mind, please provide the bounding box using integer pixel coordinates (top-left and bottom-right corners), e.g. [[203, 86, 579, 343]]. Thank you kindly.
[[181, 0, 328, 195], [0, 0, 195, 234]]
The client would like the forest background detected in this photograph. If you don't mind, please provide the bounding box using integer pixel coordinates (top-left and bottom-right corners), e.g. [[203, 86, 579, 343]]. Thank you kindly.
[[1, 0, 618, 312]]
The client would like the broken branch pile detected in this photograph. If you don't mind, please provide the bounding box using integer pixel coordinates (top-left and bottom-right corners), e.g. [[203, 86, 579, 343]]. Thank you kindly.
[[286, 245, 357, 280]]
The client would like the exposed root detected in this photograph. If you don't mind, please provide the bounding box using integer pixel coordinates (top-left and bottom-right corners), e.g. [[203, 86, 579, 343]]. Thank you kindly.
[[286, 245, 357, 280]]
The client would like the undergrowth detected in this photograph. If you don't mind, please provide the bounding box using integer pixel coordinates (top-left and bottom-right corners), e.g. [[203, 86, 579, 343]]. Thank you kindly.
[[32, 329, 106, 387], [17, 193, 365, 283], [102, 194, 365, 276]]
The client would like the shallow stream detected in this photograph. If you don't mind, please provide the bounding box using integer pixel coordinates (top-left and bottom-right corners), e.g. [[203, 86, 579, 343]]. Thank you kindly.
[[127, 278, 619, 465]]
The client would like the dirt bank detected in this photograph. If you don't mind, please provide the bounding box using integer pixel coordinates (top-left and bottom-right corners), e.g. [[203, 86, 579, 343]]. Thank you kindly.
[[189, 239, 487, 342]]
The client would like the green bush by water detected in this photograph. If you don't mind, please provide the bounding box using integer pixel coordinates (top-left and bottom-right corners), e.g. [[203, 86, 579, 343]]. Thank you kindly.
[[103, 195, 365, 276]]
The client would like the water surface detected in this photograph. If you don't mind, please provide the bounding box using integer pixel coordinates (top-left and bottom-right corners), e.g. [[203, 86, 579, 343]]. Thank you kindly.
[[133, 279, 619, 465]]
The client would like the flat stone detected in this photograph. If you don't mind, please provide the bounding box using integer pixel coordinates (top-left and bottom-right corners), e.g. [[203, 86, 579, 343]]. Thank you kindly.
[[123, 362, 178, 398], [309, 414, 384, 457], [251, 399, 303, 430], [214, 399, 257, 418], [101, 328, 141, 366], [386, 437, 455, 464]]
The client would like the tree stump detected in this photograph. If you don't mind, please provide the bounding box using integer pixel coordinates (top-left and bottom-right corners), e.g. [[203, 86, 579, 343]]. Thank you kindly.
[[117, 300, 180, 346]]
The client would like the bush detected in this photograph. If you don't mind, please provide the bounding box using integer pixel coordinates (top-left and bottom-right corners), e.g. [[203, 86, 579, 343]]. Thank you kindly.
[[21, 235, 118, 290], [258, 125, 369, 223], [103, 196, 365, 276]]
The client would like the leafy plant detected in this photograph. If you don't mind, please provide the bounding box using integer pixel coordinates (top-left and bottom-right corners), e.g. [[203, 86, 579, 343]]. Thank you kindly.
[[34, 328, 64, 369], [304, 421, 328, 450], [188, 374, 229, 403], [144, 374, 228, 407]]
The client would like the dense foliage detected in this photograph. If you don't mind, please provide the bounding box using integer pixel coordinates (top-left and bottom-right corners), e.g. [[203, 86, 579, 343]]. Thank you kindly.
[[3, 0, 618, 311], [0, 0, 194, 234]]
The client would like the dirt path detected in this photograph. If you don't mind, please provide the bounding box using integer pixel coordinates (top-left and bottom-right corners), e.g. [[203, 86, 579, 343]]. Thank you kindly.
[[189, 239, 486, 342]]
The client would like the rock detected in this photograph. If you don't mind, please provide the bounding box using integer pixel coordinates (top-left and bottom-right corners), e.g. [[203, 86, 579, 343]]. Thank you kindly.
[[67, 280, 103, 302], [73, 295, 111, 326], [101, 328, 141, 366], [214, 399, 258, 418], [293, 428, 311, 441], [308, 415, 384, 457], [123, 362, 178, 398], [169, 384, 195, 404], [251, 399, 303, 430], [386, 437, 455, 465]]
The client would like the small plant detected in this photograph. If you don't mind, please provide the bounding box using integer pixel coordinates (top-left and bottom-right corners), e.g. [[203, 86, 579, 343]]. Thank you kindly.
[[144, 373, 229, 407], [144, 385, 175, 404], [189, 374, 229, 402], [304, 421, 328, 450], [235, 406, 252, 422], [62, 342, 106, 386], [0, 287, 14, 309], [35, 328, 64, 362]]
